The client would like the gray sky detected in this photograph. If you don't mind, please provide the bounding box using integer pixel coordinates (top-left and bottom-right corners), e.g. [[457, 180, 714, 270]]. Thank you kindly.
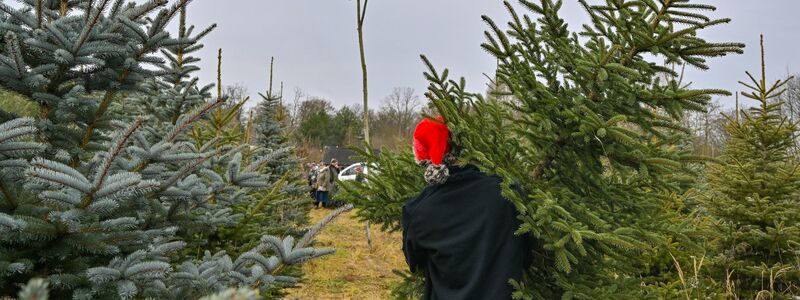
[[181, 1, 798, 110], [18, 1, 799, 109]]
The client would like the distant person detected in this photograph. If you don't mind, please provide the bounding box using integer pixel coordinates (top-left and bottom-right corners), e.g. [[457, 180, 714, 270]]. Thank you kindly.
[[402, 117, 531, 299], [315, 159, 339, 208], [307, 163, 319, 201], [329, 159, 340, 175], [328, 159, 342, 207], [305, 163, 313, 185], [355, 165, 366, 183]]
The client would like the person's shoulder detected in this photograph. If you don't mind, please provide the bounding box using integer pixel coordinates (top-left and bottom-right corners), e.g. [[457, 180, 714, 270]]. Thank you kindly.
[[454, 168, 507, 203], [403, 185, 435, 214], [474, 170, 502, 184], [458, 166, 502, 188]]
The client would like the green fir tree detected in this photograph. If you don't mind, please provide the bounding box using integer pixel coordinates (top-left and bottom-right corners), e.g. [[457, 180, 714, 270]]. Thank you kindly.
[[345, 0, 745, 298], [703, 36, 800, 299], [422, 0, 744, 296], [339, 148, 425, 233]]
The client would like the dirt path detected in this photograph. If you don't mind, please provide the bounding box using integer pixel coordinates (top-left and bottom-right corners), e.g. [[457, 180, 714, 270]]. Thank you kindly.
[[285, 208, 406, 299]]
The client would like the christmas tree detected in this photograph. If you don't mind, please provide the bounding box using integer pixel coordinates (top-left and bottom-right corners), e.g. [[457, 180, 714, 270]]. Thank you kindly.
[[346, 0, 744, 298], [215, 60, 310, 253], [339, 148, 425, 233], [0, 1, 343, 298], [424, 0, 744, 296], [703, 36, 800, 298], [254, 58, 289, 156], [120, 3, 215, 126], [253, 61, 302, 186]]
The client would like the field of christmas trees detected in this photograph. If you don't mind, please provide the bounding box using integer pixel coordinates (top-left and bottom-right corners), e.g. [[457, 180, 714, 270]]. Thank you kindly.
[[1, 0, 799, 299]]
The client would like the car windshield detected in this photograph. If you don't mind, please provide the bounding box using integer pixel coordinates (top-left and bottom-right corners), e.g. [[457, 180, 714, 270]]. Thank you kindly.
[[342, 164, 359, 176]]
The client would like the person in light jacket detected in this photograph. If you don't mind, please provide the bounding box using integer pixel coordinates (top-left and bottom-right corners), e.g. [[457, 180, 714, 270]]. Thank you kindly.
[[315, 159, 339, 208]]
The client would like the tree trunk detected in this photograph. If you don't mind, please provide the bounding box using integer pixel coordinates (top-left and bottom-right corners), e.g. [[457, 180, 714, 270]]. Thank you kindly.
[[357, 0, 369, 144], [356, 0, 373, 250]]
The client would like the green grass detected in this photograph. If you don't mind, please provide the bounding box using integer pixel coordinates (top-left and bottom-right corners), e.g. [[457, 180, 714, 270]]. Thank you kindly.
[[0, 88, 36, 117]]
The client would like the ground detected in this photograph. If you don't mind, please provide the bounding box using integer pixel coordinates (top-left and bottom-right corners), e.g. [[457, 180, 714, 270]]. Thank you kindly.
[[285, 208, 406, 299]]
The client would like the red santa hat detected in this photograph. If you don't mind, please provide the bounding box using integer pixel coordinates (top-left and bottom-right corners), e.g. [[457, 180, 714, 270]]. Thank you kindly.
[[413, 116, 451, 185]]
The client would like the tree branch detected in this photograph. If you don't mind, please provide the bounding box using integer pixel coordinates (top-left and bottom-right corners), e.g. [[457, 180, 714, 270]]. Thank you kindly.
[[80, 119, 143, 208], [73, 0, 110, 54], [35, 0, 43, 28], [0, 177, 17, 210], [360, 0, 369, 24], [93, 119, 143, 190]]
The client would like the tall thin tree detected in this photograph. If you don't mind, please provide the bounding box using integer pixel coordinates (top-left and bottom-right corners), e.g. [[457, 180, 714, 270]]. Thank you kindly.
[[355, 0, 373, 249], [356, 0, 369, 144]]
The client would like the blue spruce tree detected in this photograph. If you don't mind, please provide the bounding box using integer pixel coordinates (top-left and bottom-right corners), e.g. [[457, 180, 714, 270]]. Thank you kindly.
[[247, 67, 309, 237], [0, 1, 346, 298], [254, 61, 300, 184]]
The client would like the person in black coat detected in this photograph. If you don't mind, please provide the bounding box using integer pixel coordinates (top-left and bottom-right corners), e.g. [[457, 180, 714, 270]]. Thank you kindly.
[[403, 117, 530, 300]]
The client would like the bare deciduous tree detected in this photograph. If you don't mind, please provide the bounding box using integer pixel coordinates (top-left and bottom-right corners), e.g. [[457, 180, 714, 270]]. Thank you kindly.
[[777, 74, 800, 151], [286, 87, 307, 129], [222, 83, 249, 104], [355, 0, 370, 145], [777, 74, 800, 121], [222, 83, 249, 122], [682, 100, 732, 156], [380, 87, 421, 137]]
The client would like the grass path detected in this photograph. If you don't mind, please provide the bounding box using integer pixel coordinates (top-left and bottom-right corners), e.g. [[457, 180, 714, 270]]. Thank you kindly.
[[285, 208, 406, 299]]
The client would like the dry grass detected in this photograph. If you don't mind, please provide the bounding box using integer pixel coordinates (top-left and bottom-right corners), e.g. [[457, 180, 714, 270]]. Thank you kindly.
[[285, 208, 406, 300], [0, 88, 36, 117]]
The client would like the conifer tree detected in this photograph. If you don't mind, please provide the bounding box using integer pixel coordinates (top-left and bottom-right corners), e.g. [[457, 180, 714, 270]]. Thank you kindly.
[[0, 1, 342, 298], [339, 148, 425, 232], [346, 0, 744, 298], [254, 95, 286, 150], [121, 4, 215, 126], [704, 36, 800, 298], [248, 59, 308, 237], [255, 60, 298, 182]]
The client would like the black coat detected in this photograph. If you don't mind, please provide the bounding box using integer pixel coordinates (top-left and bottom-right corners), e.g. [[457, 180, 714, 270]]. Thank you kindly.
[[402, 164, 530, 300]]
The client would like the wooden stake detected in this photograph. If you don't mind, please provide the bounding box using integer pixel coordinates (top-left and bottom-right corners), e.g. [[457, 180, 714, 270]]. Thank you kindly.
[[279, 82, 284, 103], [268, 57, 274, 97], [278, 81, 285, 122], [245, 110, 254, 144], [735, 92, 740, 123], [60, 0, 68, 16], [36, 0, 43, 28], [217, 48, 222, 100], [177, 5, 186, 66], [365, 223, 373, 251]]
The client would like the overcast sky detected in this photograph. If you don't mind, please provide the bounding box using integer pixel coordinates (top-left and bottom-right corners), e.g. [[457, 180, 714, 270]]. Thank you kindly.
[[23, 1, 799, 110], [179, 1, 798, 110]]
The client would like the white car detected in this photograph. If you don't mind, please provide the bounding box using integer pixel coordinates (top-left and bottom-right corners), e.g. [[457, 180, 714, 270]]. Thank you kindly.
[[337, 162, 372, 182]]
